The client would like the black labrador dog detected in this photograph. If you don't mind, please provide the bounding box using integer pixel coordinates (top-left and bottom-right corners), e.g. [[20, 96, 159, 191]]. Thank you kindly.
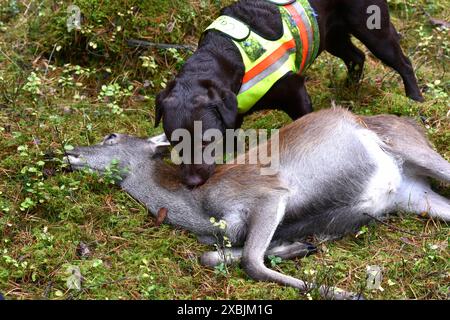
[[155, 0, 423, 187]]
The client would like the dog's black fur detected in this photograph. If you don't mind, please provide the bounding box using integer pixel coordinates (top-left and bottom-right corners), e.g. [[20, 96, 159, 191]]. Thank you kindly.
[[155, 0, 424, 187]]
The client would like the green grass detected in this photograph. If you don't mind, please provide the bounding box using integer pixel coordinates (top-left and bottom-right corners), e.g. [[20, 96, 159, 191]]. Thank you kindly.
[[0, 0, 449, 300]]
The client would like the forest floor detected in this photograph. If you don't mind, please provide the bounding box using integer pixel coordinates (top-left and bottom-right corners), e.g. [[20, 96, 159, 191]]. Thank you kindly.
[[0, 0, 448, 299]]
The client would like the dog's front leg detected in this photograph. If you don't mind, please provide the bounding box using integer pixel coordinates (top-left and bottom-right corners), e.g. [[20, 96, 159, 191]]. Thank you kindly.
[[284, 75, 313, 120], [241, 74, 313, 120], [259, 73, 313, 120]]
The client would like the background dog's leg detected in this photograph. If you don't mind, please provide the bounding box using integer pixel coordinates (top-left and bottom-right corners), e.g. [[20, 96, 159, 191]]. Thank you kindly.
[[354, 24, 423, 101], [325, 29, 366, 84], [285, 76, 313, 119], [341, 0, 424, 101], [256, 74, 313, 120]]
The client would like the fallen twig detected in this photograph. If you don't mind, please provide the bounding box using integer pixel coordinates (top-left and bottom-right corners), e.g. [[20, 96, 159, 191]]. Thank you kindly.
[[420, 7, 450, 29], [127, 39, 197, 52]]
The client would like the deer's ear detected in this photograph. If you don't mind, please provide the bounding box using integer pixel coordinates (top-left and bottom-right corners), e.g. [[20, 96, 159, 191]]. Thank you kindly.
[[148, 133, 171, 152], [102, 133, 121, 145]]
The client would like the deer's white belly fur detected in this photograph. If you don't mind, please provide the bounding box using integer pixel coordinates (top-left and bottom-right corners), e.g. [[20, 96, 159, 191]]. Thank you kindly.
[[356, 129, 403, 215]]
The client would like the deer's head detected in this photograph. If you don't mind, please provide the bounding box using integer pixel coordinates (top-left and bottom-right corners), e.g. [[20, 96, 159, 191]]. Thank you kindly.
[[65, 133, 171, 175]]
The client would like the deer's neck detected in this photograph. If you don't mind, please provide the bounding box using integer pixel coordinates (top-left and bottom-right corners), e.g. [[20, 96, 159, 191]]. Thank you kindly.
[[120, 164, 216, 237]]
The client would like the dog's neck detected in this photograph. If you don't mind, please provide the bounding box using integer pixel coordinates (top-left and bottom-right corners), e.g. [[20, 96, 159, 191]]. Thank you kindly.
[[181, 33, 245, 94]]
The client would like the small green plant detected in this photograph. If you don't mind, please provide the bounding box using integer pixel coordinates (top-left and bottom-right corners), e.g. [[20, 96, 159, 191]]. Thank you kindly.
[[356, 225, 369, 238], [140, 56, 158, 74], [101, 159, 128, 185], [416, 25, 449, 59], [209, 217, 233, 277], [138, 258, 162, 298], [1, 0, 20, 17], [167, 48, 185, 69], [56, 64, 92, 95], [34, 226, 55, 248], [268, 255, 282, 268], [426, 80, 448, 100], [23, 72, 42, 97], [99, 83, 120, 97], [2, 248, 38, 282], [0, 193, 11, 213], [18, 159, 49, 212], [98, 83, 134, 115], [214, 262, 228, 277]]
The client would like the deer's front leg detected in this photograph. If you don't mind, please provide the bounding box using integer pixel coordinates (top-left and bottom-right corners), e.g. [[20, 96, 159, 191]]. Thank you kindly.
[[241, 195, 363, 300], [241, 195, 309, 288]]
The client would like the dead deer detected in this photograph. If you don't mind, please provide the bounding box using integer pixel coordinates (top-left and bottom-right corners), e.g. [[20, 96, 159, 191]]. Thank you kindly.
[[65, 108, 450, 299]]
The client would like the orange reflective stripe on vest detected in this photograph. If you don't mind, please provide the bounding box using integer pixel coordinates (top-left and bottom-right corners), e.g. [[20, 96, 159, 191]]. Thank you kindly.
[[285, 3, 310, 73], [241, 38, 296, 88]]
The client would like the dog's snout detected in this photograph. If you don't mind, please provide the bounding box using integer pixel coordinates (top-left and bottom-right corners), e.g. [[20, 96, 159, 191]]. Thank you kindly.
[[181, 164, 215, 188], [183, 174, 206, 188]]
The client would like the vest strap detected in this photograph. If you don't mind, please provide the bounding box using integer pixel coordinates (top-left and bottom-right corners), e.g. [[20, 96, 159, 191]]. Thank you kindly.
[[205, 16, 250, 41]]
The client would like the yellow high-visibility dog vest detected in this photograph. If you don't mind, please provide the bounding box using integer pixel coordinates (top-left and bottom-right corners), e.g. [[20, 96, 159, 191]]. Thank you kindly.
[[205, 0, 320, 113]]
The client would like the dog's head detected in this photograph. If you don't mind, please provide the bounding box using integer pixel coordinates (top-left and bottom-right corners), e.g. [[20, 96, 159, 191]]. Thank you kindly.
[[155, 79, 238, 187]]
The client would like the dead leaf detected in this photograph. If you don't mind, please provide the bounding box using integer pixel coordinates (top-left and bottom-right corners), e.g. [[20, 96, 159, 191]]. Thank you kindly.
[[155, 207, 168, 227], [400, 237, 416, 246]]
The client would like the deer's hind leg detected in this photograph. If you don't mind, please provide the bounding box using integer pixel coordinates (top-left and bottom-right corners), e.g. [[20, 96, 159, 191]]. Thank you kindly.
[[396, 175, 450, 221]]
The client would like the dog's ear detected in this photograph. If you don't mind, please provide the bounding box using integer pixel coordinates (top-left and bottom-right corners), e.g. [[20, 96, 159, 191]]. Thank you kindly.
[[154, 93, 164, 128], [200, 79, 238, 129], [218, 89, 238, 129], [154, 81, 175, 127]]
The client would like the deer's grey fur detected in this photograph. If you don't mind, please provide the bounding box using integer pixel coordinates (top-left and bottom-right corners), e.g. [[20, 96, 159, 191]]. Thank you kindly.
[[66, 108, 450, 300]]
